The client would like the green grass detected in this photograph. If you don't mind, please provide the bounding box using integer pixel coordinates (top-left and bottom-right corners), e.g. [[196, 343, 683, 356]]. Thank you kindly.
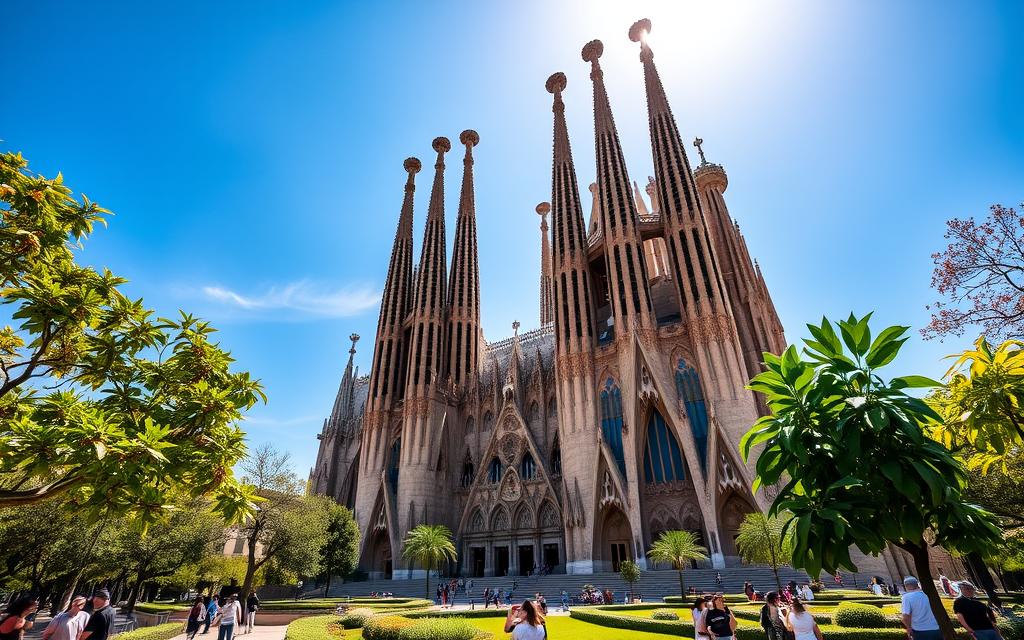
[[114, 623, 183, 640], [133, 603, 190, 614], [465, 614, 693, 640]]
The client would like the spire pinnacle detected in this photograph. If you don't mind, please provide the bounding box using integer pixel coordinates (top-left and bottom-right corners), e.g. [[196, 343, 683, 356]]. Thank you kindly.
[[694, 137, 707, 165], [348, 333, 360, 357], [628, 18, 653, 62]]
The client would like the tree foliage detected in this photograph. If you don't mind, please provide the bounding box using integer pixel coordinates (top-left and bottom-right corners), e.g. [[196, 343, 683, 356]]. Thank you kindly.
[[924, 203, 1024, 341], [618, 559, 641, 602], [735, 512, 794, 592], [930, 337, 1024, 472], [646, 530, 707, 600], [742, 314, 1002, 640], [320, 502, 360, 591], [236, 445, 330, 609], [401, 524, 457, 600], [0, 150, 265, 523]]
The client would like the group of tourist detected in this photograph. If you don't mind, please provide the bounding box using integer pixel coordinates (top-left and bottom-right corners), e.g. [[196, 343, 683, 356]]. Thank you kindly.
[[742, 581, 815, 603], [0, 591, 115, 640], [901, 576, 1003, 640], [183, 592, 259, 640]]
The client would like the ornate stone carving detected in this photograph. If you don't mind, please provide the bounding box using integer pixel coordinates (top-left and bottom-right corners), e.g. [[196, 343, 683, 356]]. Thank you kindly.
[[499, 432, 521, 465], [556, 352, 592, 379], [718, 452, 742, 492], [515, 504, 533, 529], [470, 509, 485, 532], [498, 469, 522, 502], [638, 364, 659, 407], [374, 504, 387, 531], [539, 501, 560, 528], [689, 313, 737, 345], [492, 506, 509, 531]]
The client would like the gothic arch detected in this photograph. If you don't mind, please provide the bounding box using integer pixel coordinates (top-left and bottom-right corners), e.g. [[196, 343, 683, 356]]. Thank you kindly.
[[538, 500, 560, 529], [482, 410, 494, 432], [491, 504, 510, 531], [514, 503, 534, 530], [469, 507, 485, 532], [718, 490, 757, 559], [599, 377, 626, 477], [593, 504, 632, 572]]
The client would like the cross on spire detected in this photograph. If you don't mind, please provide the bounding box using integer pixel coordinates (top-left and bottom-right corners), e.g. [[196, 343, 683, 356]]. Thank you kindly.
[[512, 320, 520, 336], [694, 137, 707, 165], [348, 333, 359, 356]]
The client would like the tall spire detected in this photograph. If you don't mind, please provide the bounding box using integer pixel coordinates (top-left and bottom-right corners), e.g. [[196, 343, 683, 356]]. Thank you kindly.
[[366, 158, 420, 411], [331, 333, 360, 421], [447, 130, 481, 388], [546, 72, 595, 355], [537, 202, 554, 326], [582, 38, 655, 332], [629, 18, 728, 316], [407, 137, 451, 394]]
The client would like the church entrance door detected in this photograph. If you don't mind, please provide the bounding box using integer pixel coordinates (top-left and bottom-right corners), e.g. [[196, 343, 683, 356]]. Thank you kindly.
[[495, 546, 510, 577], [543, 543, 559, 571], [610, 542, 628, 572], [471, 547, 485, 577], [518, 545, 534, 576]]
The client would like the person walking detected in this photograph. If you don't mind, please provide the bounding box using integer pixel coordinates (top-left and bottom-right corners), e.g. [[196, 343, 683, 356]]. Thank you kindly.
[[782, 599, 823, 640], [700, 594, 737, 640], [560, 590, 569, 612], [202, 596, 219, 635], [0, 597, 38, 640], [80, 591, 114, 640], [716, 572, 723, 588], [901, 576, 941, 640], [244, 593, 259, 634], [483, 587, 491, 609], [214, 594, 242, 640], [184, 597, 206, 640], [953, 582, 1002, 640]]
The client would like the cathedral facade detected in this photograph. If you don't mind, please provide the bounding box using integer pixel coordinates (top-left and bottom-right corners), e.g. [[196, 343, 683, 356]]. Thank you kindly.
[[310, 19, 790, 580]]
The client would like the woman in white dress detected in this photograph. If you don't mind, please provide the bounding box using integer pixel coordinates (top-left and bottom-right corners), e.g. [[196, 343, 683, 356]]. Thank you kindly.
[[782, 599, 823, 640]]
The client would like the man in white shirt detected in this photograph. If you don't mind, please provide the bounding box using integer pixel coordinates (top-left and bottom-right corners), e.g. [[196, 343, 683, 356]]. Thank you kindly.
[[901, 576, 941, 640], [42, 596, 90, 640]]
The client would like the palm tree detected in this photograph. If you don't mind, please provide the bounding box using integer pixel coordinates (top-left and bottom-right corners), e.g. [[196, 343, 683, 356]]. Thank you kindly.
[[401, 524, 458, 601], [734, 512, 794, 593], [647, 530, 708, 600]]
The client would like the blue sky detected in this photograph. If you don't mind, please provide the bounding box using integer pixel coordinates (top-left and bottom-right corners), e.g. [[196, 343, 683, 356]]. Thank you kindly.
[[4, 1, 1022, 475]]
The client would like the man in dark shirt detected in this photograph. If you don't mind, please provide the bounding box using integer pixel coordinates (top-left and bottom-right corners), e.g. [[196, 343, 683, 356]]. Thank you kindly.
[[953, 582, 1002, 640], [80, 590, 115, 640]]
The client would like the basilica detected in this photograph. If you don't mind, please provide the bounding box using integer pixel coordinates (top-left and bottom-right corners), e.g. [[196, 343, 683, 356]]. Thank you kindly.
[[310, 19, 790, 580]]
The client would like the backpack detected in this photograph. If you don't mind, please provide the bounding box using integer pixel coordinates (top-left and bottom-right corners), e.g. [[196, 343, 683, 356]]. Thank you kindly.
[[760, 605, 770, 630]]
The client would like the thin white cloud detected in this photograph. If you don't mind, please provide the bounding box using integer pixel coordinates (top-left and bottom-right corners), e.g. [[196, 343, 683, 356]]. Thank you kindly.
[[200, 280, 380, 318]]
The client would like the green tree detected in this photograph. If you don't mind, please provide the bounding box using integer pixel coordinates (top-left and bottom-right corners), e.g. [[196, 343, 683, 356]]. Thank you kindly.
[[735, 512, 794, 593], [320, 502, 360, 593], [236, 446, 330, 611], [618, 559, 641, 603], [646, 530, 708, 600], [741, 314, 1002, 640], [0, 150, 264, 523], [401, 524, 457, 600], [109, 500, 223, 613], [931, 337, 1024, 473]]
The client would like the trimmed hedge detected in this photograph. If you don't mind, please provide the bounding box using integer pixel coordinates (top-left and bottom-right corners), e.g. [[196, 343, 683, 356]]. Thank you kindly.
[[134, 603, 189, 614], [340, 609, 375, 629], [362, 615, 417, 640], [115, 623, 184, 640], [284, 615, 344, 640], [652, 609, 681, 620], [395, 618, 489, 640], [403, 609, 505, 620], [998, 613, 1024, 640], [835, 603, 888, 628]]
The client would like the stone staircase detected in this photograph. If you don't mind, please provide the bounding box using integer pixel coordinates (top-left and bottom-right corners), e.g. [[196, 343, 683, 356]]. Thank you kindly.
[[324, 567, 879, 601]]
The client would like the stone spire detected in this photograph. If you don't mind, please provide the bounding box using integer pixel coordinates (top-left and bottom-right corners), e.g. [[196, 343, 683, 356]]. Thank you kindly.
[[537, 202, 555, 326], [630, 17, 755, 414], [546, 72, 596, 356], [583, 38, 655, 333], [407, 137, 451, 394], [366, 158, 420, 412], [446, 130, 481, 388], [629, 18, 727, 317], [330, 333, 361, 422]]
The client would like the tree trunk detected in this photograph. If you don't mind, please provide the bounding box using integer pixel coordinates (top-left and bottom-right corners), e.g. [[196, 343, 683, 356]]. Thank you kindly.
[[907, 542, 956, 640], [240, 534, 259, 618], [964, 552, 1002, 609], [772, 564, 783, 593], [325, 573, 332, 597], [678, 569, 685, 601], [425, 560, 431, 602]]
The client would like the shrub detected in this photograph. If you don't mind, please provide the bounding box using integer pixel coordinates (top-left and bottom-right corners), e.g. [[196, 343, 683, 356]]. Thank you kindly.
[[809, 581, 825, 593], [285, 615, 344, 640], [362, 615, 416, 640], [395, 618, 486, 640], [340, 609, 375, 629], [115, 623, 182, 640], [404, 609, 505, 619], [652, 609, 681, 620], [834, 602, 888, 628], [134, 603, 189, 614], [998, 612, 1024, 640]]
